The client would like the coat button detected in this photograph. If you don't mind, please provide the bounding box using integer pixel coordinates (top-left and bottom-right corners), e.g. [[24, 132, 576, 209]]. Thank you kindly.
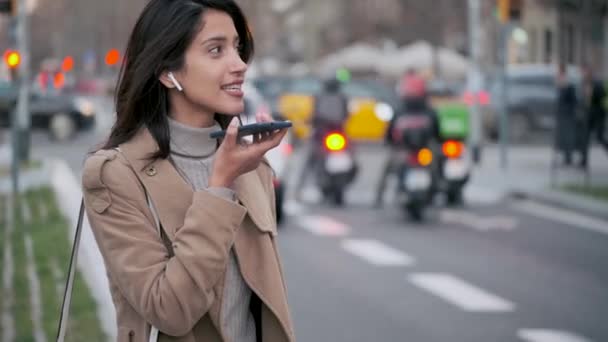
[[146, 166, 157, 176]]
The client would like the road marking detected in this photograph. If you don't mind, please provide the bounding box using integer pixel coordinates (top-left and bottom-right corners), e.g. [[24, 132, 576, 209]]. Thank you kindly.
[[342, 239, 415, 266], [513, 200, 608, 236], [518, 329, 592, 342], [440, 209, 518, 231], [408, 273, 515, 312], [296, 215, 350, 236]]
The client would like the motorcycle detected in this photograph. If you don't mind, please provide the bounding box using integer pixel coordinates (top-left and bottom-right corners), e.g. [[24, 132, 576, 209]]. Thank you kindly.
[[313, 128, 358, 206], [436, 103, 471, 205], [391, 115, 439, 221], [439, 139, 470, 204]]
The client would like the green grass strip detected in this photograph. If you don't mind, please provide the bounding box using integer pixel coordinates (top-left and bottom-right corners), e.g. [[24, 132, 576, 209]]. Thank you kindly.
[[12, 196, 34, 341], [562, 184, 608, 203], [21, 188, 106, 341]]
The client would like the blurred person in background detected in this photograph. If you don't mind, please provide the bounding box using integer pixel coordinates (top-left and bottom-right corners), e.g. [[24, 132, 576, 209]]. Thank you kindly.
[[555, 63, 578, 166], [374, 69, 440, 208], [580, 63, 608, 166], [80, 0, 294, 341], [294, 75, 349, 201]]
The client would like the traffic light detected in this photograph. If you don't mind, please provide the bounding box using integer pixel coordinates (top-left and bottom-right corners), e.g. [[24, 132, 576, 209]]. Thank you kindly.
[[497, 0, 522, 23], [4, 49, 20, 69], [105, 49, 121, 66], [62, 56, 74, 72]]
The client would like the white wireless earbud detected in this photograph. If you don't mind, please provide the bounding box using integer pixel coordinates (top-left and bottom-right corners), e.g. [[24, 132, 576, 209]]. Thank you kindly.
[[168, 72, 183, 92]]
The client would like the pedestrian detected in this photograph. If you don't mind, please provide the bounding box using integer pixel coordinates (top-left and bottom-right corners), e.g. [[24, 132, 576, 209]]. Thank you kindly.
[[80, 1, 294, 341], [555, 63, 578, 166], [580, 63, 608, 166]]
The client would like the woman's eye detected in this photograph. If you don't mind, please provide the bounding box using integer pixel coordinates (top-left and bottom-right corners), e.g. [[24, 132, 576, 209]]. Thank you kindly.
[[209, 46, 222, 54]]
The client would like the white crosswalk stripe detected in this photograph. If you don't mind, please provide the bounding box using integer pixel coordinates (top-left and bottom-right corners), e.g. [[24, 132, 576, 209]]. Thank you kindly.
[[518, 329, 592, 342], [296, 215, 351, 236], [512, 200, 608, 236], [342, 239, 415, 266], [408, 273, 515, 312]]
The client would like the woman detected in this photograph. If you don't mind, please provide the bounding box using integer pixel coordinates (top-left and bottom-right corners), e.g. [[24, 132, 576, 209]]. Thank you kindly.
[[81, 0, 294, 341]]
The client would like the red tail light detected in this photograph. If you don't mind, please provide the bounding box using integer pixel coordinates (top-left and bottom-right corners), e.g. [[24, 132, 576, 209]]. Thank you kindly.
[[478, 91, 490, 106], [442, 140, 464, 159], [324, 133, 347, 152]]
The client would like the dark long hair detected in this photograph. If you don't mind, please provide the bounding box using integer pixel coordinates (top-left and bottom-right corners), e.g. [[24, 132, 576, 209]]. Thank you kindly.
[[103, 0, 254, 159]]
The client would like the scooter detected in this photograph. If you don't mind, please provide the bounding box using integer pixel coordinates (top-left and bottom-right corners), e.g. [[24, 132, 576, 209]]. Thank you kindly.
[[435, 103, 471, 205], [391, 115, 438, 221], [439, 139, 470, 204], [313, 129, 358, 205]]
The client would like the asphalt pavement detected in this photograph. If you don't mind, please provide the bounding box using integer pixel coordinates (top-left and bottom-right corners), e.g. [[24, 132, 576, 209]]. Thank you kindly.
[[24, 102, 608, 342]]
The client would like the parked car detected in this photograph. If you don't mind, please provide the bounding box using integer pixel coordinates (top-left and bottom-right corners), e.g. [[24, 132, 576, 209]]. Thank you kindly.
[[243, 82, 293, 225], [481, 64, 580, 141], [0, 81, 96, 141]]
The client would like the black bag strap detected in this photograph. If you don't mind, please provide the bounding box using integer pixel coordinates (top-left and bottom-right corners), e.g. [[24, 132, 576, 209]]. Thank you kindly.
[[56, 199, 85, 342]]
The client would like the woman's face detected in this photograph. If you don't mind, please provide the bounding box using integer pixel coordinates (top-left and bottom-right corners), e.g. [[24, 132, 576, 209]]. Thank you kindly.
[[173, 10, 248, 118]]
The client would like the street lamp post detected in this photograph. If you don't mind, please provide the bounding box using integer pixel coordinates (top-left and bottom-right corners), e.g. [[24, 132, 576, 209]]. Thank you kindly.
[[468, 0, 483, 164]]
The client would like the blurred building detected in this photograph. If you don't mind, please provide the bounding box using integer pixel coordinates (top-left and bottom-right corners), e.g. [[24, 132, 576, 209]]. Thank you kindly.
[[5, 0, 607, 79], [516, 0, 608, 70]]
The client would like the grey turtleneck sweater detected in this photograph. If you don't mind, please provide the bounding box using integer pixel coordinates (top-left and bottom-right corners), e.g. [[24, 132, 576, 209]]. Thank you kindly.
[[168, 117, 256, 342]]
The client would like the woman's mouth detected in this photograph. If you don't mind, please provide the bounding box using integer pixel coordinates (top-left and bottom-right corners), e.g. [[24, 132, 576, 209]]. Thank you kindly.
[[221, 83, 244, 97]]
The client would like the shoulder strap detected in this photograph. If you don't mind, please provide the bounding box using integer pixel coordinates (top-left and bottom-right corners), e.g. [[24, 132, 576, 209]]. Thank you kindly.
[[56, 200, 85, 342]]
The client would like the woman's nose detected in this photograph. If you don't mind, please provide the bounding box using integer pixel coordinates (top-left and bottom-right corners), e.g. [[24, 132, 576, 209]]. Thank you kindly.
[[230, 52, 247, 74]]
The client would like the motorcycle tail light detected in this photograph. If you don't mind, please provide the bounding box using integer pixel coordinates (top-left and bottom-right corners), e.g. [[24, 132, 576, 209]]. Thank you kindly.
[[325, 133, 347, 152], [417, 148, 433, 166], [442, 140, 464, 159]]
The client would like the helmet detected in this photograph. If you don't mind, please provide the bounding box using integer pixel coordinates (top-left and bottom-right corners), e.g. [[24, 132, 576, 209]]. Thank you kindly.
[[399, 73, 427, 99]]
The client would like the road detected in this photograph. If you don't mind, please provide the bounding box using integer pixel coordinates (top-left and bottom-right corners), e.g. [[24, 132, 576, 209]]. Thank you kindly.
[[30, 102, 608, 342]]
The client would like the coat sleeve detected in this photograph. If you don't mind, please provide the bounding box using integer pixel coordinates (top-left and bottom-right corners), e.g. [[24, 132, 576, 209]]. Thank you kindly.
[[82, 152, 247, 336]]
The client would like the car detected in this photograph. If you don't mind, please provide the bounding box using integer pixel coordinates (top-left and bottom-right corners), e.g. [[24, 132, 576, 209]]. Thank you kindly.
[[268, 76, 399, 141], [0, 81, 96, 141], [480, 64, 580, 141], [243, 81, 293, 225]]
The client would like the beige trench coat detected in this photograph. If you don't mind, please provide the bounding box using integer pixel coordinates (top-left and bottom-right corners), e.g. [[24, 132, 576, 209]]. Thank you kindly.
[[82, 128, 295, 342]]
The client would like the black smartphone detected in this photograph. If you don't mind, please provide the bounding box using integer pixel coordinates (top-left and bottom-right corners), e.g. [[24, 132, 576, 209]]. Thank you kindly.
[[210, 121, 292, 139]]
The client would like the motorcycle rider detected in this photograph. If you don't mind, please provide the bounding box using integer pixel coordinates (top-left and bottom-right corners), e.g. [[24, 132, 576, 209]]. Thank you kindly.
[[373, 70, 440, 208], [295, 75, 349, 201]]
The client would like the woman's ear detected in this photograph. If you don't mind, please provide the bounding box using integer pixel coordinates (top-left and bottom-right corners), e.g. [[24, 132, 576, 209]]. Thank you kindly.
[[159, 71, 183, 91]]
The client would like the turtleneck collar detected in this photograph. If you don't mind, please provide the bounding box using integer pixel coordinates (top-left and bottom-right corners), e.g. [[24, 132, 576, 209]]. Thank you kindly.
[[168, 117, 221, 158]]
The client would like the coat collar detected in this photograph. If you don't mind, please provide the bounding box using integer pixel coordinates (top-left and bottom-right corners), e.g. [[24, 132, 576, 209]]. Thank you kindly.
[[118, 128, 276, 238]]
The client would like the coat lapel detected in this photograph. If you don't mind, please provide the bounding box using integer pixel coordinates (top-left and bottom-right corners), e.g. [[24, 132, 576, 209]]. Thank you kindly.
[[118, 129, 193, 239], [233, 169, 276, 236]]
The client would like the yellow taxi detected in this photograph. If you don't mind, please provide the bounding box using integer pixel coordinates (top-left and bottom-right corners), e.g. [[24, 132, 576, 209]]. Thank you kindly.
[[275, 77, 399, 142]]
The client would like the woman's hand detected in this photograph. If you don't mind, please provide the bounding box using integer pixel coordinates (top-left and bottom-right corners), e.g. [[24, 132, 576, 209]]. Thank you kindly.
[[209, 114, 287, 188]]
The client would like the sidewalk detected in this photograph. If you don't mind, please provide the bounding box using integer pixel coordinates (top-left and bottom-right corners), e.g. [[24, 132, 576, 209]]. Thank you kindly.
[[467, 144, 608, 219]]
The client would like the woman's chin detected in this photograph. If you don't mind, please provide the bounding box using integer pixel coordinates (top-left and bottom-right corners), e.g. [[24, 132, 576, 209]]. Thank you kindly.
[[217, 106, 244, 116]]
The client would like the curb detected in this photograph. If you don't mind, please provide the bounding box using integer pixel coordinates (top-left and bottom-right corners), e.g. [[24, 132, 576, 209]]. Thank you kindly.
[[508, 188, 608, 221], [48, 159, 117, 340]]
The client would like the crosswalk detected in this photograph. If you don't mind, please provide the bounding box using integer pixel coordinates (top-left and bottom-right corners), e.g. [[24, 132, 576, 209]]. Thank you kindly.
[[289, 209, 595, 341]]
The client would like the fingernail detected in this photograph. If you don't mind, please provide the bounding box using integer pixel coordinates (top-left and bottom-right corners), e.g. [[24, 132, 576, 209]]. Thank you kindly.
[[230, 117, 239, 126]]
